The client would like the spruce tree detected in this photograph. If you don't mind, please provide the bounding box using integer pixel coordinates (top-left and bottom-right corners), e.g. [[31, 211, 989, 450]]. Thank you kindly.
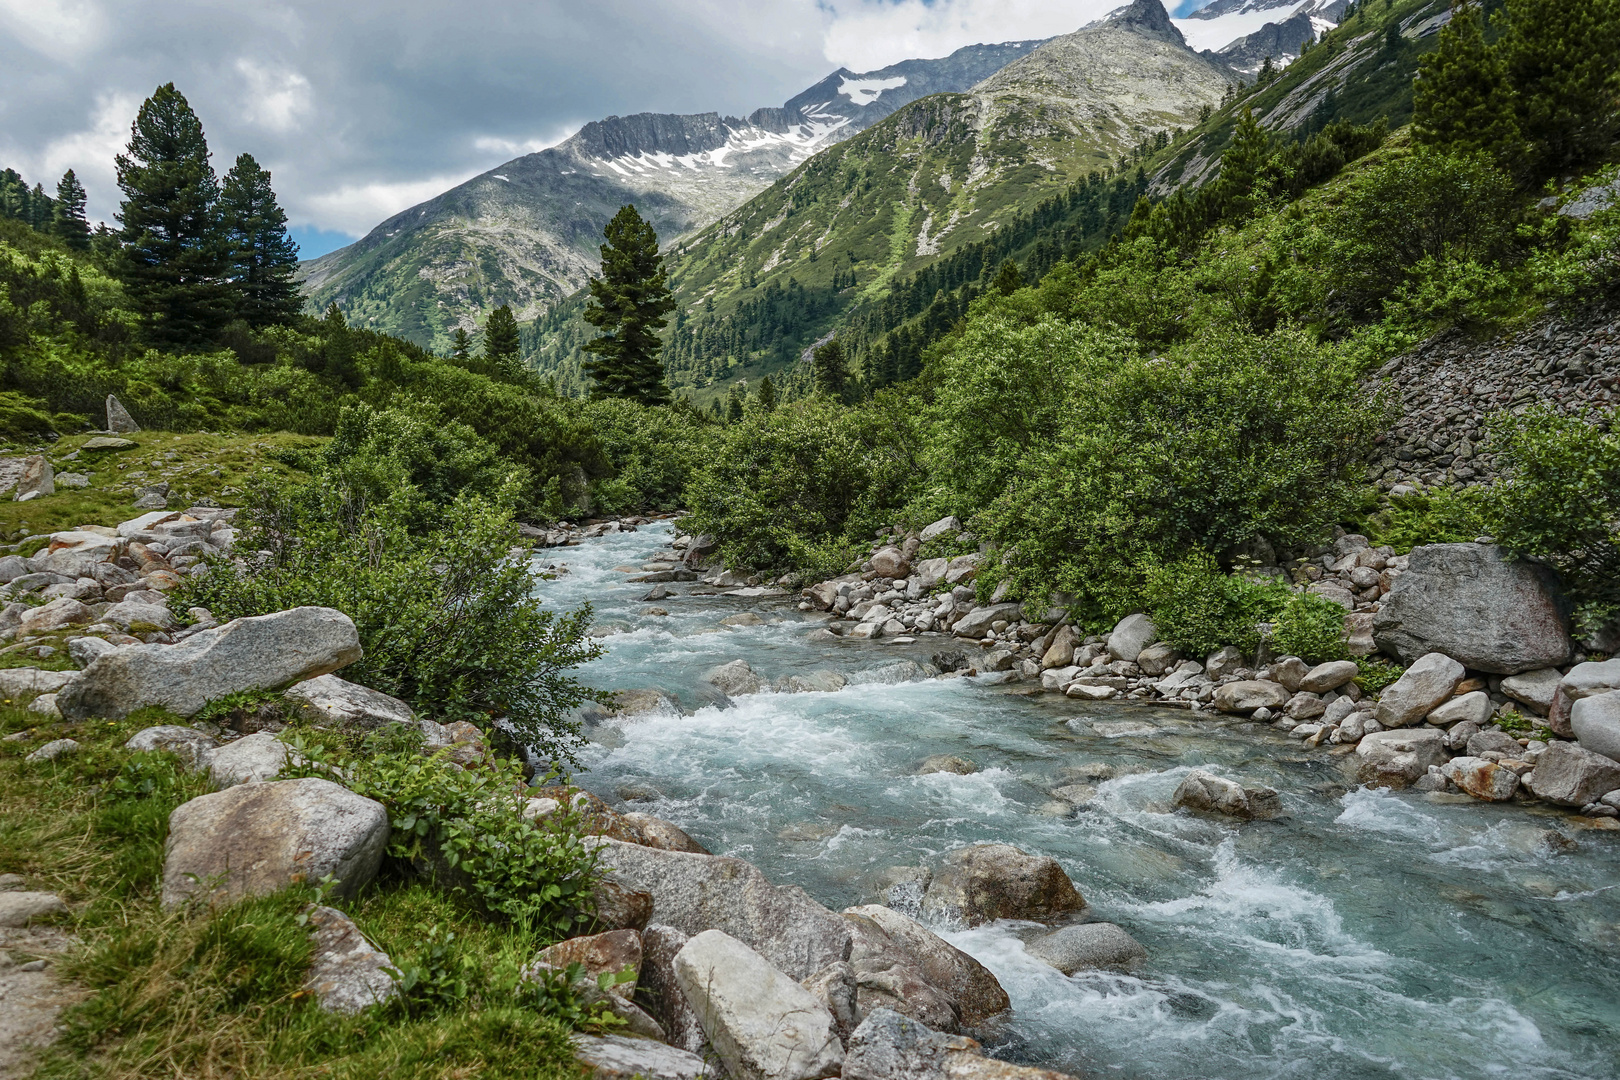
[[756, 374, 778, 413], [219, 153, 301, 326], [1498, 0, 1620, 175], [812, 339, 849, 401], [52, 170, 90, 249], [989, 259, 1024, 296], [1413, 0, 1521, 163], [449, 326, 472, 362], [1218, 107, 1273, 217], [115, 83, 231, 347], [726, 384, 745, 422], [582, 204, 674, 405], [482, 304, 525, 381]]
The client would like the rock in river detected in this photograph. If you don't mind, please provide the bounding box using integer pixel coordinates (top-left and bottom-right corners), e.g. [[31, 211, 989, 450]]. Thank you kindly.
[[921, 843, 1084, 927]]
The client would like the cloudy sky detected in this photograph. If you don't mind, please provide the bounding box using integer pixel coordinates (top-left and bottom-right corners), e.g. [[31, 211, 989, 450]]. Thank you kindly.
[[1, 0, 1184, 258]]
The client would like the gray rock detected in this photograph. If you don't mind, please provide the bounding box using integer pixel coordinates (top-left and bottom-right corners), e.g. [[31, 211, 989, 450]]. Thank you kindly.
[[303, 905, 399, 1013], [124, 725, 218, 768], [800, 961, 861, 1043], [99, 600, 177, 632], [922, 843, 1084, 927], [704, 659, 766, 697], [1204, 645, 1246, 679], [1525, 741, 1620, 806], [1374, 652, 1465, 728], [1373, 543, 1571, 674], [620, 812, 711, 855], [673, 929, 843, 1080], [81, 436, 135, 451], [1266, 657, 1310, 692], [27, 693, 60, 719], [1040, 626, 1078, 670], [202, 732, 288, 787], [840, 910, 958, 1032], [842, 1008, 976, 1080], [1284, 691, 1326, 721], [912, 558, 950, 592], [283, 673, 416, 730], [1465, 730, 1522, 757], [919, 517, 963, 543], [1549, 658, 1620, 737], [1106, 613, 1156, 663], [24, 738, 79, 763], [1501, 668, 1563, 716], [526, 929, 644, 997], [1172, 769, 1281, 820], [917, 755, 977, 776], [871, 547, 910, 579], [1356, 728, 1449, 788], [591, 838, 851, 981], [1440, 757, 1520, 802], [0, 668, 74, 700], [638, 923, 706, 1053], [1571, 691, 1620, 762], [1300, 660, 1359, 694], [0, 555, 31, 582], [572, 1033, 711, 1080], [0, 891, 67, 927], [161, 777, 388, 909], [1135, 642, 1180, 676], [16, 455, 53, 499], [952, 604, 1023, 640], [58, 606, 363, 721], [1426, 691, 1491, 727], [68, 635, 118, 667], [19, 597, 95, 634], [1213, 680, 1290, 714], [105, 394, 140, 433], [844, 904, 1008, 1030], [1025, 922, 1146, 974]]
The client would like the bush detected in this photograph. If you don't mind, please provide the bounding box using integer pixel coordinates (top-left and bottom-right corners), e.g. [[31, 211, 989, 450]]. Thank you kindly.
[[1486, 406, 1620, 621], [1368, 484, 1491, 552], [178, 483, 603, 764], [580, 397, 716, 515], [1269, 592, 1351, 662], [684, 395, 919, 574], [1142, 554, 1286, 656]]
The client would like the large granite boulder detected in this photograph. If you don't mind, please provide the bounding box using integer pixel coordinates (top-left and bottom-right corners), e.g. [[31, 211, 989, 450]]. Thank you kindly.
[[58, 607, 363, 721], [1373, 652, 1465, 728], [672, 929, 844, 1080], [1355, 728, 1448, 788], [202, 732, 288, 787], [843, 904, 1009, 1031], [1526, 741, 1620, 806], [29, 530, 119, 577], [921, 844, 1084, 927], [303, 905, 399, 1013], [637, 923, 706, 1053], [703, 659, 766, 697], [1571, 691, 1620, 762], [591, 838, 851, 981], [1172, 770, 1282, 820], [124, 725, 219, 769], [1106, 614, 1156, 663], [1549, 659, 1620, 737], [842, 1009, 1079, 1080], [282, 674, 416, 730], [161, 777, 388, 909], [1440, 757, 1520, 802], [1373, 543, 1570, 674], [1213, 680, 1290, 714], [952, 604, 1023, 640], [1024, 923, 1147, 974]]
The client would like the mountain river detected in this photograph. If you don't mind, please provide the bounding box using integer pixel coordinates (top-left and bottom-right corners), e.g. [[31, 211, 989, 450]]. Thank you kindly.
[[533, 522, 1620, 1080]]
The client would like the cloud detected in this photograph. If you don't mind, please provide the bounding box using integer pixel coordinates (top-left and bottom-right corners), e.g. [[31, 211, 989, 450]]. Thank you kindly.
[[236, 58, 312, 133], [302, 172, 484, 236], [471, 125, 581, 159], [819, 0, 1120, 71]]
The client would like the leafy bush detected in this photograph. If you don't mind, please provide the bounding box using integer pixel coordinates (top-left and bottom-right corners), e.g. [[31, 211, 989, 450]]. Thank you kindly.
[[1486, 406, 1620, 621], [1142, 554, 1283, 656], [580, 397, 717, 514], [1368, 484, 1490, 552], [1269, 592, 1352, 662], [178, 484, 603, 764], [684, 395, 919, 574]]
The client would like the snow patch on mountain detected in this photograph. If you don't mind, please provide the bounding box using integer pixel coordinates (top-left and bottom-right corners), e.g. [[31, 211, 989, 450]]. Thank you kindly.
[[839, 75, 908, 106]]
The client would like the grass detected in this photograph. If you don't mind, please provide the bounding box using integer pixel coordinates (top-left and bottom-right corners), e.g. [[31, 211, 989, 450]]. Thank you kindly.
[[0, 707, 589, 1080], [0, 430, 325, 540]]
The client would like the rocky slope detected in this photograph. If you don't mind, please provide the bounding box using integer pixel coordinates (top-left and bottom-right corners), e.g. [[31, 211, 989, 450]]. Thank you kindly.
[[297, 41, 1043, 352]]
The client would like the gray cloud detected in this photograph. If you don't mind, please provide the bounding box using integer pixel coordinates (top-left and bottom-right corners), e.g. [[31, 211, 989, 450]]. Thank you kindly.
[[0, 0, 1122, 246]]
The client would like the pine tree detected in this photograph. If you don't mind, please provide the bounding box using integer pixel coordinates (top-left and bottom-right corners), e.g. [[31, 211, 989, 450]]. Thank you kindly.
[[450, 327, 472, 362], [1413, 0, 1521, 163], [812, 339, 849, 401], [1498, 0, 1620, 175], [482, 304, 525, 381], [52, 170, 90, 249], [1218, 107, 1273, 217], [219, 153, 301, 327], [582, 204, 674, 405], [989, 259, 1024, 296], [756, 374, 778, 413], [726, 384, 745, 422], [115, 83, 231, 347]]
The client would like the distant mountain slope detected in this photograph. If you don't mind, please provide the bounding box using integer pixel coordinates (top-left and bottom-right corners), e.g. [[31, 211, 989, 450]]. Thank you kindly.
[[297, 40, 1042, 351], [553, 0, 1232, 396]]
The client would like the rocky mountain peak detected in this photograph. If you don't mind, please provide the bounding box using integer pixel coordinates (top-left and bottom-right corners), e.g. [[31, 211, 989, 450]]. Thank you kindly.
[[1107, 0, 1187, 44]]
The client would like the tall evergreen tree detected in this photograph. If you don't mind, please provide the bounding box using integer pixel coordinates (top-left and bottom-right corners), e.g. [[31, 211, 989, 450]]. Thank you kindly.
[[582, 204, 674, 405], [756, 374, 778, 413], [115, 83, 231, 347], [1218, 107, 1273, 217], [52, 170, 91, 249], [812, 339, 850, 401], [726, 384, 745, 422], [1498, 0, 1620, 175], [449, 326, 472, 362], [482, 304, 525, 381], [219, 153, 301, 326], [1413, 0, 1521, 163]]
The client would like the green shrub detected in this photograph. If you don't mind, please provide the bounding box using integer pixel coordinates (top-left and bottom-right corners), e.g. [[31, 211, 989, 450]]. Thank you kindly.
[[580, 397, 716, 514], [1269, 592, 1352, 662], [1142, 553, 1284, 656], [1369, 484, 1491, 552], [177, 484, 603, 764]]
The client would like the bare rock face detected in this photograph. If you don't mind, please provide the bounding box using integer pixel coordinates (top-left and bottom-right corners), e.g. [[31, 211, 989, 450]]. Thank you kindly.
[[672, 929, 844, 1080], [589, 879, 654, 933], [800, 960, 861, 1043], [303, 905, 398, 1013], [58, 607, 363, 721], [921, 843, 1084, 927], [844, 904, 1008, 1030], [1172, 770, 1282, 820], [637, 923, 707, 1053], [1373, 544, 1571, 674], [592, 838, 852, 981], [161, 777, 388, 909]]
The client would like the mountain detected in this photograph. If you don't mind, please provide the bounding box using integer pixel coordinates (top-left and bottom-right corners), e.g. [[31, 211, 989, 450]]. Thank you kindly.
[[536, 0, 1232, 397], [297, 41, 1043, 351], [1173, 0, 1346, 55]]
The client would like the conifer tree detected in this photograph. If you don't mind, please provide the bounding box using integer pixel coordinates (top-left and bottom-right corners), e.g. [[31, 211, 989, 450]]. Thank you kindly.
[[726, 384, 745, 422], [1413, 0, 1521, 163], [812, 339, 849, 401], [582, 204, 674, 405], [1218, 108, 1273, 217], [482, 304, 525, 381], [52, 170, 90, 249], [1498, 0, 1620, 175], [115, 83, 231, 346], [756, 374, 778, 413], [449, 326, 472, 362], [989, 259, 1024, 296], [219, 153, 301, 326]]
